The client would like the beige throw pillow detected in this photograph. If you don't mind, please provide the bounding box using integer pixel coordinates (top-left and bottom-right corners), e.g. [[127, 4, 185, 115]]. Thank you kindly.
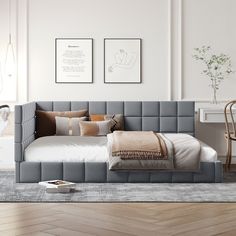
[[55, 116, 87, 136], [79, 120, 111, 136]]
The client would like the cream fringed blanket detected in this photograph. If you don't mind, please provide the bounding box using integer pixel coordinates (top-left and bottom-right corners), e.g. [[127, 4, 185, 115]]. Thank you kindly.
[[111, 131, 168, 160]]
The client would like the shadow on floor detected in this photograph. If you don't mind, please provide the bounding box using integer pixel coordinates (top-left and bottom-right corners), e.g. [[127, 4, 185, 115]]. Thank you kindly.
[[224, 171, 236, 182]]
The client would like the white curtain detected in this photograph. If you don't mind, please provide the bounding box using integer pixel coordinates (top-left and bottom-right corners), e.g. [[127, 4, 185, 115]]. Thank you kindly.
[[0, 106, 10, 136]]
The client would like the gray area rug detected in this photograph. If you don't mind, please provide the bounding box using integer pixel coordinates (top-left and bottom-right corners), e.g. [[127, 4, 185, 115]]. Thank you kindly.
[[1, 171, 236, 202]]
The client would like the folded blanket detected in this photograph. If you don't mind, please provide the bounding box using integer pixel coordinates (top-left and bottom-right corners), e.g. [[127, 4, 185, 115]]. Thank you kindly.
[[164, 133, 201, 170], [111, 131, 168, 160]]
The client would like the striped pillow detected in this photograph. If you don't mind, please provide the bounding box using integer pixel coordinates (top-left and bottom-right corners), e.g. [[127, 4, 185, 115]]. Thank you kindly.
[[55, 116, 87, 136], [104, 114, 124, 132], [79, 120, 111, 136]]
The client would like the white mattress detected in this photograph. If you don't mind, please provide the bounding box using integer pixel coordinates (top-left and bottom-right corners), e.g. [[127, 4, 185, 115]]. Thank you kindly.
[[24, 136, 108, 162], [24, 135, 217, 163]]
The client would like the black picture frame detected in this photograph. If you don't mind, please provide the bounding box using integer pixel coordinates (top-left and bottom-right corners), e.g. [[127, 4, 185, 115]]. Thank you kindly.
[[104, 38, 142, 84], [55, 38, 93, 84]]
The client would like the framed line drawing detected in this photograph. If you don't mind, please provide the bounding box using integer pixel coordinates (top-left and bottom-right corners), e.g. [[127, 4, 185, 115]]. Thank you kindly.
[[55, 38, 93, 83], [104, 38, 142, 83]]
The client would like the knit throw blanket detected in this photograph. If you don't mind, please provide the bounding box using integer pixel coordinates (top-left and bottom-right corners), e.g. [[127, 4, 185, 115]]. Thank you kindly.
[[111, 131, 168, 160]]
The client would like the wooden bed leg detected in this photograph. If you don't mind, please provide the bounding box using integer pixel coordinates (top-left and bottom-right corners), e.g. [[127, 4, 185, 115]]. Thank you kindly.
[[228, 140, 232, 171]]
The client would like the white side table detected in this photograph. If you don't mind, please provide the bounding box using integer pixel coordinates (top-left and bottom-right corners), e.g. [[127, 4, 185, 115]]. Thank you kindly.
[[199, 108, 236, 123]]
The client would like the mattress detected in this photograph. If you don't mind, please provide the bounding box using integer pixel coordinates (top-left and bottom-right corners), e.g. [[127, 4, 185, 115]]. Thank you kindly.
[[24, 136, 108, 162], [24, 135, 217, 163]]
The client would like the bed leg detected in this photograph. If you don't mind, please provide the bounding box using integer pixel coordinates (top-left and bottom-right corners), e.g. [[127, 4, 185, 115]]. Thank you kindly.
[[15, 162, 20, 183]]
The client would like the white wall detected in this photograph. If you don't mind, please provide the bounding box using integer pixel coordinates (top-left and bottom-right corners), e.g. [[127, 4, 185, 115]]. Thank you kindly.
[[182, 0, 236, 101], [181, 0, 236, 159], [27, 0, 170, 101], [0, 0, 17, 102], [1, 0, 236, 159]]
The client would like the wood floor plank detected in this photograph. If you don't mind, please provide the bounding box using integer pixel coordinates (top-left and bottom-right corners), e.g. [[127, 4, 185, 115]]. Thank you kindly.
[[44, 227, 96, 236], [55, 204, 158, 229], [0, 203, 59, 218], [173, 220, 236, 236], [0, 209, 61, 225], [0, 203, 236, 236], [22, 233, 55, 236], [215, 228, 236, 236], [161, 208, 236, 234], [48, 218, 140, 236], [0, 215, 60, 232], [0, 223, 55, 236]]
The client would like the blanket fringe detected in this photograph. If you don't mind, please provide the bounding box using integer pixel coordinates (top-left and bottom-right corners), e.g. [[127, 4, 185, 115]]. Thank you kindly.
[[112, 150, 168, 160]]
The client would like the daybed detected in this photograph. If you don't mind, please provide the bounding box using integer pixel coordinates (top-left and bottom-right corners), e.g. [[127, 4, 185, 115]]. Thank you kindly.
[[15, 101, 223, 183]]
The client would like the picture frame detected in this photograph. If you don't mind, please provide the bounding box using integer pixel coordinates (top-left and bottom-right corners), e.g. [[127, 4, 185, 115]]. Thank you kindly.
[[104, 38, 142, 84], [55, 38, 93, 83]]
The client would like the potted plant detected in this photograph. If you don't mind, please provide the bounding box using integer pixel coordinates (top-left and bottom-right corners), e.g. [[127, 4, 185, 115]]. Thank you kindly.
[[193, 46, 234, 104]]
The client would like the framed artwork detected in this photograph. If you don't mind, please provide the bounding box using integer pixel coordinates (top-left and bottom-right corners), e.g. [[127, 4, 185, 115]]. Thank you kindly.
[[55, 38, 93, 83], [104, 38, 142, 83]]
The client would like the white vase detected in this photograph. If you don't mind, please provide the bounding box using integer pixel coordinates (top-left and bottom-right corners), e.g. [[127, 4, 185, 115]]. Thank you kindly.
[[212, 87, 218, 104]]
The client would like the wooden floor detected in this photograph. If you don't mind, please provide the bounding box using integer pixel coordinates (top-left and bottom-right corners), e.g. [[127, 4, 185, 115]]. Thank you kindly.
[[0, 203, 236, 236]]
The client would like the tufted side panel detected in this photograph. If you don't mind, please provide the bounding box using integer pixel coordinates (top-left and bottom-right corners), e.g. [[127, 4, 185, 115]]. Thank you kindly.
[[15, 102, 36, 163]]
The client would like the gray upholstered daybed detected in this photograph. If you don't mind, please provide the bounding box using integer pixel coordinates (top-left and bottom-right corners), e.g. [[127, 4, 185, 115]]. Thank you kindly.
[[15, 101, 223, 183]]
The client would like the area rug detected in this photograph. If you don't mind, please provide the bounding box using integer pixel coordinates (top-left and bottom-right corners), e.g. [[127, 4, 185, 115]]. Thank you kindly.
[[1, 171, 236, 202]]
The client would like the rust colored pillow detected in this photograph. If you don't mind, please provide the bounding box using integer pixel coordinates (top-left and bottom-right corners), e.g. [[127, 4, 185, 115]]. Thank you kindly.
[[79, 120, 111, 136], [36, 109, 88, 137], [90, 114, 105, 121]]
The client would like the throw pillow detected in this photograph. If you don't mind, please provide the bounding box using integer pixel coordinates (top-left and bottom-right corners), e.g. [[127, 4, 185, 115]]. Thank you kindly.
[[89, 114, 105, 121], [55, 116, 87, 136], [90, 114, 124, 132], [104, 114, 124, 132], [36, 109, 88, 137], [79, 120, 111, 136]]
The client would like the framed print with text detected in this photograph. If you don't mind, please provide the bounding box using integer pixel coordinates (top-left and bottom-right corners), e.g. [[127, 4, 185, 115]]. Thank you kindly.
[[104, 38, 141, 83], [55, 38, 93, 83]]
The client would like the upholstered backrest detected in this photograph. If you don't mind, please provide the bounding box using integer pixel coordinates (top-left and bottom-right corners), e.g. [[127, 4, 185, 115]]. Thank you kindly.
[[36, 101, 195, 135]]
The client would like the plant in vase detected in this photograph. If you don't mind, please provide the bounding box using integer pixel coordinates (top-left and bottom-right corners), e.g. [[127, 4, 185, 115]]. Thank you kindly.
[[193, 46, 234, 104]]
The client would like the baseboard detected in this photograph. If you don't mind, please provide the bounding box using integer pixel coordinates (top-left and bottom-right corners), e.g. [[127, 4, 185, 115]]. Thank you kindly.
[[218, 156, 236, 164]]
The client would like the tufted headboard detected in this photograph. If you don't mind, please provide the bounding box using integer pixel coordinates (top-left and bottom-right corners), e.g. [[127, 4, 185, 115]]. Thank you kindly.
[[36, 101, 195, 135], [15, 101, 194, 141]]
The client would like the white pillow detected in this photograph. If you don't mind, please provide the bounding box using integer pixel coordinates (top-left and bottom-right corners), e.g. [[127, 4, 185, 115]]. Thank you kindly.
[[55, 116, 87, 136]]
